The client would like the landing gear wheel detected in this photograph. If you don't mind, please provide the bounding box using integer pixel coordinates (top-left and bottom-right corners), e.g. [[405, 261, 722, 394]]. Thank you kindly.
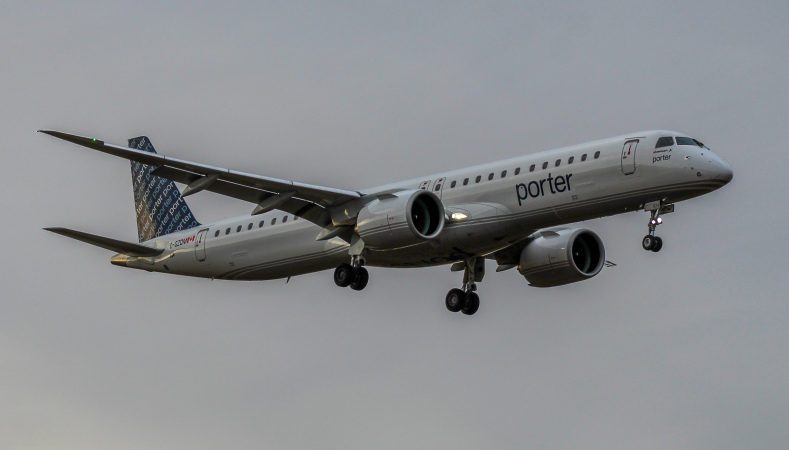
[[334, 263, 355, 288], [349, 267, 369, 291], [651, 236, 663, 252], [642, 235, 656, 251], [445, 288, 465, 312], [461, 292, 480, 315]]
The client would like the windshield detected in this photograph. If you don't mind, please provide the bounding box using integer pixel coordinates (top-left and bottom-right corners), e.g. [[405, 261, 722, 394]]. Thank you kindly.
[[675, 137, 699, 146], [676, 136, 708, 148], [655, 136, 674, 148]]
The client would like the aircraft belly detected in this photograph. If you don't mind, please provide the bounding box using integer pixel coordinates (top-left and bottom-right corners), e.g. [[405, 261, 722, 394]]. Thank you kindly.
[[216, 227, 348, 280]]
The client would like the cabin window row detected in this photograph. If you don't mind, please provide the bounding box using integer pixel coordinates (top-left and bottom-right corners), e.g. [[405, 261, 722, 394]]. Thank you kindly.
[[448, 151, 600, 189], [213, 215, 297, 237]]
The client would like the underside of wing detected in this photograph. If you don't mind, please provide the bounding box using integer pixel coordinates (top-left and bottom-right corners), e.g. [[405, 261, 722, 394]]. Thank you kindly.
[[39, 130, 363, 227]]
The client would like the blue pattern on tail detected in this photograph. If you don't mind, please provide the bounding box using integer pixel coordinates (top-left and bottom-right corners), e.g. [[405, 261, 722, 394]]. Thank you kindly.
[[128, 136, 200, 242]]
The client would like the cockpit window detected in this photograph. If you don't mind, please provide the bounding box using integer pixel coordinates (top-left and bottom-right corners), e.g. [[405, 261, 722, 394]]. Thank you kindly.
[[676, 137, 700, 146], [655, 136, 674, 148]]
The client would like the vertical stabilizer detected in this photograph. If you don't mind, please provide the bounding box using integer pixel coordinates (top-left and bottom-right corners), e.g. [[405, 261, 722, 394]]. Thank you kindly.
[[129, 136, 200, 242]]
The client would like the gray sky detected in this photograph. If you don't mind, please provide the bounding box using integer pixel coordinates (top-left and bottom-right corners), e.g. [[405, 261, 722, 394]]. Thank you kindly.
[[2, 1, 788, 448]]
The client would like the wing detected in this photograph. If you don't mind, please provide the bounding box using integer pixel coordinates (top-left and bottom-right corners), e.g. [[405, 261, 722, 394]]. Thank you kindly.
[[39, 130, 364, 227]]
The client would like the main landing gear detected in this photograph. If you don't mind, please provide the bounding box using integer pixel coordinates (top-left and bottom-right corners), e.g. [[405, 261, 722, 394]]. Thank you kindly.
[[445, 257, 484, 316], [334, 256, 369, 291], [642, 201, 674, 252]]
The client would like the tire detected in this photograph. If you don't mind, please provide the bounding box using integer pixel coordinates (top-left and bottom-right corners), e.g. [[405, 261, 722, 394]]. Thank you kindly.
[[461, 292, 480, 315], [642, 235, 655, 251], [350, 267, 369, 291], [334, 263, 355, 288], [651, 236, 663, 252], [445, 288, 465, 312]]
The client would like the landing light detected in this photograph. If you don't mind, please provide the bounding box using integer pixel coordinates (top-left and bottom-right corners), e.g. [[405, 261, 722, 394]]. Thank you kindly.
[[657, 217, 663, 224], [451, 213, 468, 221]]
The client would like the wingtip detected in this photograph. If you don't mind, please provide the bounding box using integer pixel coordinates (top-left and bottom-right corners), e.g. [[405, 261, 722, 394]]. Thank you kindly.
[[38, 130, 104, 147]]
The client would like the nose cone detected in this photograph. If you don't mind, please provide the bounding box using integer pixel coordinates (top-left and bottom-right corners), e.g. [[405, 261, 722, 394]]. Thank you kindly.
[[709, 155, 733, 183]]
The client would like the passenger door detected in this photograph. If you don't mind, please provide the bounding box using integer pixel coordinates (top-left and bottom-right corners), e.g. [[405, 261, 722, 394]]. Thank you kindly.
[[194, 228, 209, 262], [621, 139, 638, 175]]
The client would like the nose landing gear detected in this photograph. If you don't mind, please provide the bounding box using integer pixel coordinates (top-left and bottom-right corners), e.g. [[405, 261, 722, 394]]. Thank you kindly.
[[445, 257, 484, 315], [642, 201, 674, 252]]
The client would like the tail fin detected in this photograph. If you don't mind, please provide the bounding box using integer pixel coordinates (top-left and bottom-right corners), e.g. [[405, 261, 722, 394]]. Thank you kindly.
[[129, 136, 200, 242]]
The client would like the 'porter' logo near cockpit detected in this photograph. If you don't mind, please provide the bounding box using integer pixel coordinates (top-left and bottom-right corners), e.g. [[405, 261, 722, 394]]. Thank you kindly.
[[515, 173, 573, 206]]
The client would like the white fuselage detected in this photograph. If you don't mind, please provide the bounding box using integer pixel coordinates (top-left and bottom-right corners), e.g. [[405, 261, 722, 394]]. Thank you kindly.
[[119, 130, 732, 280]]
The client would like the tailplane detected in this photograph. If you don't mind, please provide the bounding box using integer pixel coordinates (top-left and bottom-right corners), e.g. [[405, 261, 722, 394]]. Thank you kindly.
[[129, 136, 200, 242]]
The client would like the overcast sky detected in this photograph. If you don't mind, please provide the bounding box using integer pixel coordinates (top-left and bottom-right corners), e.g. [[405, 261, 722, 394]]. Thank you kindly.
[[2, 1, 788, 449]]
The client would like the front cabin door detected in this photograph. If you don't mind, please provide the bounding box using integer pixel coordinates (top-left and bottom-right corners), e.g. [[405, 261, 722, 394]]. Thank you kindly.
[[621, 139, 638, 175]]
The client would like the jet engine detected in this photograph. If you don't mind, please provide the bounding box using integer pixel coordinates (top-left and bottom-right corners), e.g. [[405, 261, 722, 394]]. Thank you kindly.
[[519, 228, 605, 287], [356, 190, 445, 249]]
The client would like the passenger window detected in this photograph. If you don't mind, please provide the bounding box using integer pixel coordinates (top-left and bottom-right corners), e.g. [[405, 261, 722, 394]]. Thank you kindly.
[[434, 183, 441, 191], [488, 173, 494, 181], [515, 168, 521, 175], [237, 225, 242, 232], [655, 136, 674, 148], [463, 178, 469, 186], [501, 170, 507, 178], [555, 159, 561, 167], [247, 223, 253, 230], [568, 156, 574, 164], [225, 228, 231, 235], [283, 216, 288, 223], [271, 218, 277, 225], [529, 164, 535, 172], [215, 230, 220, 237], [450, 180, 457, 188], [475, 175, 481, 183], [259, 221, 265, 228], [581, 154, 587, 161], [542, 162, 548, 170], [594, 151, 600, 159]]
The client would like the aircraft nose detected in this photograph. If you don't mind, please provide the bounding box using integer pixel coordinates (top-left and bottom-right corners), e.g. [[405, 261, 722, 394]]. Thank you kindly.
[[709, 156, 733, 183]]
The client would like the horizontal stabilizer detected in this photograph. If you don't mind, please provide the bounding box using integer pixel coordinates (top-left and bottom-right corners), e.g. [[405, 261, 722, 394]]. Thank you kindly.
[[44, 227, 163, 257]]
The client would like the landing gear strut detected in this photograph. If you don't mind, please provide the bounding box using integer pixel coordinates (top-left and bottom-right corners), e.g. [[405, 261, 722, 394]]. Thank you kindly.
[[445, 257, 484, 315], [334, 256, 369, 291], [642, 201, 673, 252]]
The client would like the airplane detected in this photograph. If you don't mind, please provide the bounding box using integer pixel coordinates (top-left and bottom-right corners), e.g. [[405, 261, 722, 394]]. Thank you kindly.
[[40, 129, 733, 315]]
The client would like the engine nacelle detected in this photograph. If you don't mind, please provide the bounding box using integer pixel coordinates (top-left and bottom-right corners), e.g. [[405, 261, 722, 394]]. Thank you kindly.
[[356, 190, 445, 249], [519, 228, 605, 287]]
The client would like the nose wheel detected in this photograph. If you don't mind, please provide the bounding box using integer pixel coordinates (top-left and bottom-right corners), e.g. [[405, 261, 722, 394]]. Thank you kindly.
[[445, 257, 484, 315], [642, 201, 673, 252], [642, 235, 663, 252]]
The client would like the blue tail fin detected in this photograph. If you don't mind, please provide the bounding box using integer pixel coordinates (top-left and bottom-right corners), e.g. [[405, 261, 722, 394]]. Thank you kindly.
[[128, 136, 200, 242]]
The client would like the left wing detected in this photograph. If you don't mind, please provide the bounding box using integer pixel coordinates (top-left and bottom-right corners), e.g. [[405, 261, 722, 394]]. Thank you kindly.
[[39, 130, 364, 227]]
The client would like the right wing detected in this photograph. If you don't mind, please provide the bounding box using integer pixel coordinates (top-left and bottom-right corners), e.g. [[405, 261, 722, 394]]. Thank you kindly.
[[39, 130, 365, 227]]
